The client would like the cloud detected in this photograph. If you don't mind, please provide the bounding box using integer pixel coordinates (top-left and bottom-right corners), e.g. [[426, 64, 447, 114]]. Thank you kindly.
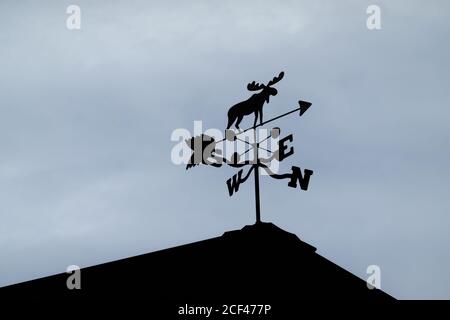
[[0, 0, 449, 298]]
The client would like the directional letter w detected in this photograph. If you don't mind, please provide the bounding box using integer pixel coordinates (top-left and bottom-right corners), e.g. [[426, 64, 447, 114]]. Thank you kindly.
[[226, 169, 244, 196]]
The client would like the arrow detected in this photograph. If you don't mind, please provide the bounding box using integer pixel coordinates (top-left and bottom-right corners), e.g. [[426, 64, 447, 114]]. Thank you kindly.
[[223, 100, 312, 142], [259, 100, 312, 127]]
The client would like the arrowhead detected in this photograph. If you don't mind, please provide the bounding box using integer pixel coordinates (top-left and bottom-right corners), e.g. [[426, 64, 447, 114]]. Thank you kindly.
[[298, 100, 312, 116]]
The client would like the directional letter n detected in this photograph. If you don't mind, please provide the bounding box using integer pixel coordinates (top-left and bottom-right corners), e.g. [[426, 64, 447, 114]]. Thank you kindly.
[[288, 166, 313, 190]]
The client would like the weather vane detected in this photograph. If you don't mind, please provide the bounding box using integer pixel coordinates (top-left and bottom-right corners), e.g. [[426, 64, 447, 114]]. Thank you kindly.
[[185, 71, 314, 224]]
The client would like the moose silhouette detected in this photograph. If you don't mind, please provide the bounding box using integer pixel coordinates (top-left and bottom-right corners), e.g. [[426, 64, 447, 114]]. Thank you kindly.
[[226, 71, 284, 130]]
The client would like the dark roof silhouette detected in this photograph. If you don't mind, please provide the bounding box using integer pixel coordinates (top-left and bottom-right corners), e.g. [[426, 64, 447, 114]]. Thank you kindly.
[[0, 222, 394, 300]]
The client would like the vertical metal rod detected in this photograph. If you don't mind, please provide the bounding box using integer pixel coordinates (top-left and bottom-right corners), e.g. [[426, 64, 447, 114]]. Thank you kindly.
[[253, 129, 261, 224]]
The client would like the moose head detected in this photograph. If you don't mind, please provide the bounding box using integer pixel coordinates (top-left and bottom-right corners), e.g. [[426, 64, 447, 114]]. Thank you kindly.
[[247, 71, 285, 103]]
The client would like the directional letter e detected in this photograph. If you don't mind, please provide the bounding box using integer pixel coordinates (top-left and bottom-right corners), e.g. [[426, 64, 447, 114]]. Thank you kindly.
[[66, 265, 81, 290]]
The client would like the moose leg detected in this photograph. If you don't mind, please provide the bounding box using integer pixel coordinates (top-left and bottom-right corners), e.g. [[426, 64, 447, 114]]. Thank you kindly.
[[226, 115, 235, 129], [235, 115, 244, 130], [259, 109, 263, 125], [253, 111, 258, 128]]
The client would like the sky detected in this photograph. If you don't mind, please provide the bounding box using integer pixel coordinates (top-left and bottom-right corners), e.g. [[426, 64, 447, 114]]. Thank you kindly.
[[1, 0, 449, 299]]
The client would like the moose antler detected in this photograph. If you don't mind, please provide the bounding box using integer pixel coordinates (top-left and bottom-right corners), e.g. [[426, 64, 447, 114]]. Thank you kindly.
[[267, 71, 285, 87], [247, 81, 265, 91]]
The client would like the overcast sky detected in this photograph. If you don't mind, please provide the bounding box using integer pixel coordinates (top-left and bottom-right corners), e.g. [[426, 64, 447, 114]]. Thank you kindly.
[[1, 0, 449, 299]]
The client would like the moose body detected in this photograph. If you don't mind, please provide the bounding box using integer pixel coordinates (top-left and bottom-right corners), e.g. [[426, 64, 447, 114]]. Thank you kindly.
[[227, 71, 284, 130]]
